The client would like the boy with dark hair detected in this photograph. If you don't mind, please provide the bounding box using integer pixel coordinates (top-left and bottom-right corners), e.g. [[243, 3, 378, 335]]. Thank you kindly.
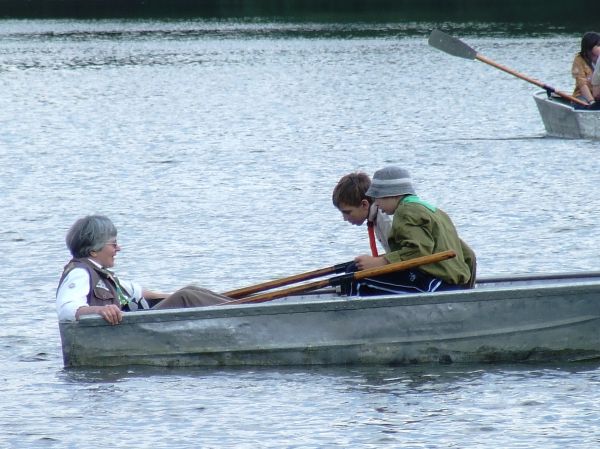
[[332, 172, 391, 256], [349, 166, 476, 295]]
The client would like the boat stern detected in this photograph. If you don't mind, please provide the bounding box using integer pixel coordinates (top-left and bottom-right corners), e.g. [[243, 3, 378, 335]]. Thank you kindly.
[[533, 91, 583, 139]]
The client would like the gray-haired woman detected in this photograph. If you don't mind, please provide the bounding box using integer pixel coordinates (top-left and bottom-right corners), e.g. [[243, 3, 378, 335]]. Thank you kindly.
[[56, 215, 230, 325]]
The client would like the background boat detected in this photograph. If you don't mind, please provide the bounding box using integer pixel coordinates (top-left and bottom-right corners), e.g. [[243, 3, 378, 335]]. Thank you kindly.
[[533, 91, 600, 139], [428, 29, 600, 140]]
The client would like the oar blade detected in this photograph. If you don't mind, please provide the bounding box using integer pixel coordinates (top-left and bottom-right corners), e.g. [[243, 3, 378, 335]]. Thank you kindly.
[[428, 29, 477, 60]]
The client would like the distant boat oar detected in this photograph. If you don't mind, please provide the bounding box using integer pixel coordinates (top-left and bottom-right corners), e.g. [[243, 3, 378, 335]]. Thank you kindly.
[[427, 29, 589, 107], [223, 250, 456, 305], [221, 261, 353, 299]]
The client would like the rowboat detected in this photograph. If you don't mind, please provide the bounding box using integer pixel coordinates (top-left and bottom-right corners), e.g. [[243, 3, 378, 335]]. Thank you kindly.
[[426, 30, 600, 141], [533, 91, 600, 139], [59, 270, 600, 367]]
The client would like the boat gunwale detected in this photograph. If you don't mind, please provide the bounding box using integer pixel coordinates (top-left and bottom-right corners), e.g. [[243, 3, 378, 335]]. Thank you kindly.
[[62, 273, 600, 329], [478, 270, 600, 283], [532, 91, 583, 111]]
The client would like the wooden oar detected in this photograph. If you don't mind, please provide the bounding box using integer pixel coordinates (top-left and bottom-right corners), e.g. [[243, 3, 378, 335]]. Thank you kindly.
[[428, 29, 589, 107], [222, 260, 353, 299], [223, 250, 456, 305]]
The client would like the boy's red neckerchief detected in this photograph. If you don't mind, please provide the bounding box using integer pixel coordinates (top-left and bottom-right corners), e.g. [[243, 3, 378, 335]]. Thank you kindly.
[[367, 221, 379, 257]]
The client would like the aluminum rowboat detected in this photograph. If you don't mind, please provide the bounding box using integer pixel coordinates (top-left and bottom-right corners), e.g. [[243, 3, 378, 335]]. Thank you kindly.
[[59, 271, 600, 367], [533, 91, 600, 139]]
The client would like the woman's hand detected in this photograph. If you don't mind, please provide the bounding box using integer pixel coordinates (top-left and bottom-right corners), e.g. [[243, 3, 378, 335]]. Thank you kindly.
[[76, 304, 123, 325], [97, 305, 123, 325]]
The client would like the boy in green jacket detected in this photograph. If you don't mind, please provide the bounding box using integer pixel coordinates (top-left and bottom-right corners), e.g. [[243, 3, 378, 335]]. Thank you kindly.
[[332, 172, 391, 256], [349, 166, 476, 295]]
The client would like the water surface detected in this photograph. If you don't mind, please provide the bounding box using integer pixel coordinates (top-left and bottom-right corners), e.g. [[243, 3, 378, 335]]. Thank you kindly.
[[1, 18, 600, 448]]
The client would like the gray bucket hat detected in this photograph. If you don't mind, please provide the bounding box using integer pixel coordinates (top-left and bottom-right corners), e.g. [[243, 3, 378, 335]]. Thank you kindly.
[[366, 166, 416, 198]]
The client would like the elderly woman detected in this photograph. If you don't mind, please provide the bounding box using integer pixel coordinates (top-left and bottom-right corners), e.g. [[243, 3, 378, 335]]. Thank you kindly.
[[56, 215, 230, 325], [572, 31, 600, 105]]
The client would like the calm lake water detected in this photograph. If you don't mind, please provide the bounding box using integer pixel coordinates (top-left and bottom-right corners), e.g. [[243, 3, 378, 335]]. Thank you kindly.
[[2, 16, 600, 448]]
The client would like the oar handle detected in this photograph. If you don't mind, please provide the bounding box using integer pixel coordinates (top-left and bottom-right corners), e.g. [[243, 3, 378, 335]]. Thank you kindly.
[[350, 250, 456, 282], [224, 250, 456, 305], [221, 261, 352, 299]]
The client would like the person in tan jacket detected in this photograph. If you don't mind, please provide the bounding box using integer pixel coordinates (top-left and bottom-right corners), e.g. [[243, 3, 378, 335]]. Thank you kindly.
[[571, 31, 600, 105]]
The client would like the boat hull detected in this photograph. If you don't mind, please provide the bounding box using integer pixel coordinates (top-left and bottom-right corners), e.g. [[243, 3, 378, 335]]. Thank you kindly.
[[533, 91, 600, 139], [59, 275, 600, 367]]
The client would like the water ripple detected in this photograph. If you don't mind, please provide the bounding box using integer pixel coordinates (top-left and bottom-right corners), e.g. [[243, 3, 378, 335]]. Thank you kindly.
[[2, 19, 600, 449]]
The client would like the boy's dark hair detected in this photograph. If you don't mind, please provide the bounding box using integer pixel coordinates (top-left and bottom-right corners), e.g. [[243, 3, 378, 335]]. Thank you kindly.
[[332, 172, 372, 208]]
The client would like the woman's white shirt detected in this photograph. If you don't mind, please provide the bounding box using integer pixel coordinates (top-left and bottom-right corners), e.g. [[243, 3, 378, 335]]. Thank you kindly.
[[56, 260, 142, 321]]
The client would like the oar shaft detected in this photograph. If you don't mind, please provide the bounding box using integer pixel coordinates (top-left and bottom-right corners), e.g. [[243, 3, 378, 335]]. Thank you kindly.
[[225, 250, 456, 305], [476, 54, 544, 87], [222, 261, 351, 299], [352, 250, 456, 281], [428, 29, 589, 108], [225, 278, 332, 304], [475, 54, 588, 107]]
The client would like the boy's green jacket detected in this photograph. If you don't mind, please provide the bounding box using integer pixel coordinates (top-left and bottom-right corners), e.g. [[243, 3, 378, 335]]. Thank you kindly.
[[384, 197, 475, 285]]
